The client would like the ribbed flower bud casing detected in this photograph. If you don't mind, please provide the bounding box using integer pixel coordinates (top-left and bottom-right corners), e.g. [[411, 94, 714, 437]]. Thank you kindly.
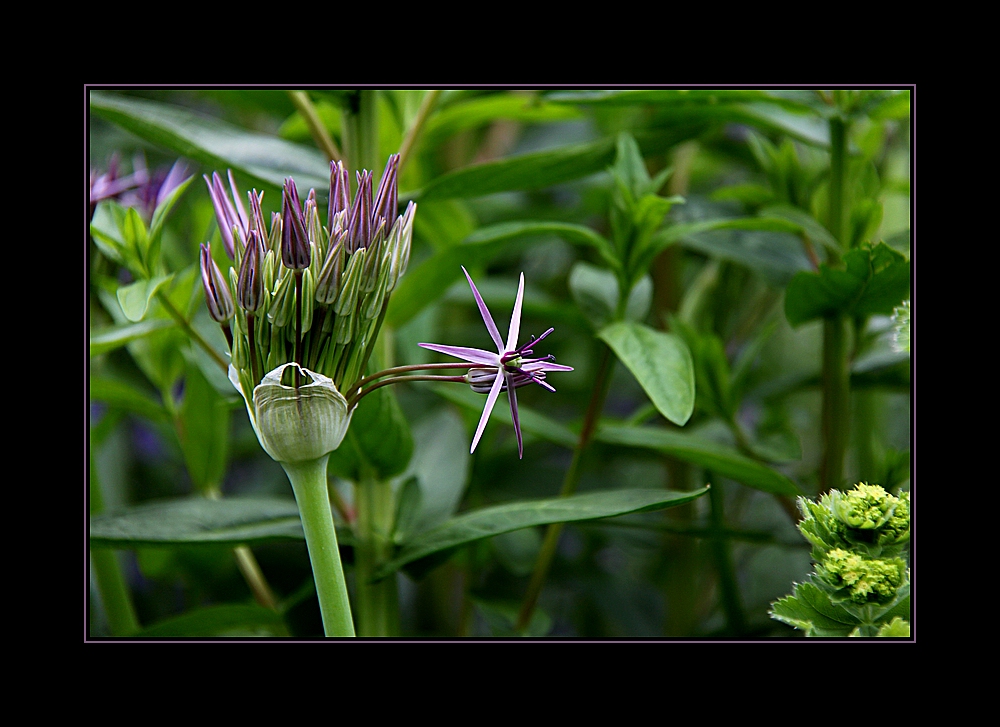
[[281, 179, 311, 270], [347, 171, 372, 253], [328, 160, 350, 231], [237, 230, 265, 312], [200, 243, 234, 322], [373, 153, 400, 228]]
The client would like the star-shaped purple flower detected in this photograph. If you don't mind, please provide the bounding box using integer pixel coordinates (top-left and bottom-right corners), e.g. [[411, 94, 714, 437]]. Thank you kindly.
[[420, 267, 573, 459]]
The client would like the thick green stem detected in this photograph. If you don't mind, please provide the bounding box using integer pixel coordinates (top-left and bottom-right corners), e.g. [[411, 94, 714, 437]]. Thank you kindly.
[[282, 456, 355, 636], [819, 115, 851, 494], [820, 316, 850, 492], [353, 473, 399, 636], [706, 473, 746, 635], [516, 343, 615, 632], [342, 90, 379, 178]]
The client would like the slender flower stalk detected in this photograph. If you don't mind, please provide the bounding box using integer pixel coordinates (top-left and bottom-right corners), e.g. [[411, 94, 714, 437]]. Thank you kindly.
[[199, 156, 416, 637], [419, 267, 573, 458]]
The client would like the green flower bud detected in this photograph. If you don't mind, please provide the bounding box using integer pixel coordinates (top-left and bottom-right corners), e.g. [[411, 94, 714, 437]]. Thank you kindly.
[[230, 362, 354, 464], [335, 248, 365, 316], [817, 548, 906, 605]]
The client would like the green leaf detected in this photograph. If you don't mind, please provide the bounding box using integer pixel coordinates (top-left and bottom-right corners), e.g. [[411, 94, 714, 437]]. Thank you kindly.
[[375, 486, 710, 579], [598, 321, 695, 426], [652, 217, 816, 286], [89, 496, 311, 547], [327, 384, 413, 480], [177, 361, 230, 493], [785, 242, 910, 326], [116, 274, 173, 322], [422, 93, 583, 150], [596, 424, 800, 496], [89, 91, 329, 194], [90, 376, 168, 422], [90, 318, 176, 356], [137, 604, 288, 637], [122, 207, 150, 275], [386, 221, 615, 328], [770, 582, 859, 636], [404, 408, 472, 533], [146, 174, 194, 268]]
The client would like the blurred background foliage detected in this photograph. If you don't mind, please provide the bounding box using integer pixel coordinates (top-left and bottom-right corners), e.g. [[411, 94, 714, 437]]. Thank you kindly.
[[88, 88, 910, 638]]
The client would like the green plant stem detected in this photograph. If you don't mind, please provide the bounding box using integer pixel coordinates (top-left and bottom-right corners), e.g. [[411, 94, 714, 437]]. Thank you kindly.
[[349, 362, 476, 393], [398, 90, 443, 173], [288, 90, 341, 162], [819, 114, 850, 494], [515, 343, 615, 632], [706, 473, 747, 635], [89, 445, 140, 636], [353, 472, 399, 636], [156, 291, 229, 372], [282, 456, 355, 636], [342, 90, 379, 177]]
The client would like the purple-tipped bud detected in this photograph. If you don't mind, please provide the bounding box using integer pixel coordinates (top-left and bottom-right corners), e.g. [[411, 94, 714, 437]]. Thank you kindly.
[[228, 170, 249, 233], [237, 230, 265, 312], [249, 189, 268, 242], [204, 172, 243, 259], [347, 170, 372, 253], [328, 161, 350, 231], [200, 243, 234, 322], [281, 178, 311, 269], [373, 154, 400, 228], [315, 231, 346, 305]]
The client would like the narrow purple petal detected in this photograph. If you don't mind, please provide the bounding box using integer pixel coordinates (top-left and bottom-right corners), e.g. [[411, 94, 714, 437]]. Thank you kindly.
[[506, 372, 523, 459], [228, 170, 249, 232], [462, 266, 504, 352], [506, 272, 525, 353], [524, 361, 575, 373], [418, 342, 499, 366], [471, 371, 505, 454]]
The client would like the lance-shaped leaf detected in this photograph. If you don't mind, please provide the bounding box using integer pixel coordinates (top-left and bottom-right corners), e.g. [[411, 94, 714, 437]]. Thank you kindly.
[[116, 274, 174, 322], [598, 321, 695, 426], [374, 486, 710, 580]]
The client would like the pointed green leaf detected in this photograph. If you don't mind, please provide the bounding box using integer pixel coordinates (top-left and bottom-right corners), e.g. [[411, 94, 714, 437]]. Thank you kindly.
[[90, 318, 176, 356], [89, 91, 328, 194], [598, 321, 695, 426], [596, 424, 800, 495], [89, 497, 309, 546], [116, 274, 173, 322], [375, 486, 710, 579], [137, 604, 288, 637], [785, 242, 910, 326], [90, 376, 169, 422]]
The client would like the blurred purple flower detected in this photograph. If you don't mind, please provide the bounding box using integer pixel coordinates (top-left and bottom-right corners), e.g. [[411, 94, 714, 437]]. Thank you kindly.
[[420, 267, 573, 459], [90, 153, 191, 222]]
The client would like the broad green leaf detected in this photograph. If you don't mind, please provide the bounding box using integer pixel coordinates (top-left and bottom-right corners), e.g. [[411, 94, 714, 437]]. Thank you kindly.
[[770, 582, 859, 636], [327, 384, 413, 481], [89, 91, 329, 194], [116, 274, 173, 322], [90, 496, 312, 547], [90, 376, 168, 422], [137, 604, 288, 637], [413, 199, 477, 252], [147, 174, 194, 261], [386, 221, 615, 328], [122, 207, 150, 275], [90, 318, 175, 356], [432, 384, 578, 449], [177, 361, 230, 493], [785, 242, 910, 326], [598, 321, 695, 426], [375, 486, 710, 579], [422, 93, 583, 150], [415, 131, 682, 202], [404, 409, 472, 533], [651, 217, 816, 285], [596, 424, 800, 496]]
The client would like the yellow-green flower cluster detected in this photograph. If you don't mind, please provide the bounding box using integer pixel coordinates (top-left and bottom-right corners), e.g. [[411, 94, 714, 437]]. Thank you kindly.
[[817, 548, 907, 605]]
